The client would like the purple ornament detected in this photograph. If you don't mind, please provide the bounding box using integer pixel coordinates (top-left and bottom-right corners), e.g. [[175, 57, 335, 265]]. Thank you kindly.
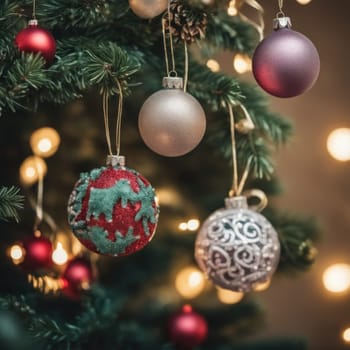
[[252, 17, 320, 98]]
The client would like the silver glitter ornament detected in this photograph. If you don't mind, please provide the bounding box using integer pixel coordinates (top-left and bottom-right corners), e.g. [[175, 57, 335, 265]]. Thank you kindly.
[[195, 196, 280, 292], [129, 0, 168, 19], [138, 77, 206, 157]]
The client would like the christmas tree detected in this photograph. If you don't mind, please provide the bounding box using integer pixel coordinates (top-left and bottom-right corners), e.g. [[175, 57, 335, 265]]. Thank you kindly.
[[0, 0, 319, 349]]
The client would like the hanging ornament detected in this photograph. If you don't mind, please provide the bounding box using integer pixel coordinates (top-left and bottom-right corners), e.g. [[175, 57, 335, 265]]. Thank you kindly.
[[22, 232, 53, 270], [138, 77, 206, 157], [129, 0, 168, 19], [194, 104, 280, 292], [168, 305, 208, 349], [61, 257, 93, 299], [138, 7, 206, 157], [68, 156, 159, 257], [68, 79, 159, 257], [15, 19, 56, 64], [195, 194, 280, 292], [252, 1, 320, 98]]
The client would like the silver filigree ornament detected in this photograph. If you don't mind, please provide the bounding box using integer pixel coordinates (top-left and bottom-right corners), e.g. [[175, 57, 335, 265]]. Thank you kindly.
[[195, 196, 280, 292]]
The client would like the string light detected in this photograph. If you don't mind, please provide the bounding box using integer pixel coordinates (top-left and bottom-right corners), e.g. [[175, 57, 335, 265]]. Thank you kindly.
[[175, 266, 206, 299], [296, 0, 312, 4], [52, 242, 68, 265], [206, 59, 220, 72], [217, 287, 244, 304], [178, 219, 200, 232], [30, 127, 60, 158], [322, 264, 350, 293], [28, 274, 64, 295], [19, 156, 47, 185], [233, 54, 252, 74], [254, 279, 271, 292], [342, 327, 350, 343], [327, 128, 350, 161], [227, 0, 238, 16], [8, 244, 25, 264]]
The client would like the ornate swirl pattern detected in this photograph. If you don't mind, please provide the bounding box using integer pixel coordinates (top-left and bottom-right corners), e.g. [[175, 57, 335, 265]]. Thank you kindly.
[[195, 204, 280, 292]]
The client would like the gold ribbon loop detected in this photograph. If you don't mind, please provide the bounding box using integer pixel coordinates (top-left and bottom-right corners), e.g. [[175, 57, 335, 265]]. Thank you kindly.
[[243, 188, 268, 212]]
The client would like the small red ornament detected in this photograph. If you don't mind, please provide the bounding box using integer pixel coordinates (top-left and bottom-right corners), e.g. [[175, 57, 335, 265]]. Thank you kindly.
[[15, 20, 56, 63], [61, 257, 94, 300], [22, 234, 53, 270], [168, 305, 208, 349]]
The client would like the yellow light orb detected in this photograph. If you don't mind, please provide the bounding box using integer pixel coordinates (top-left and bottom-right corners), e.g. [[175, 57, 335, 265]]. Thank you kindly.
[[323, 264, 350, 293], [327, 128, 350, 161], [342, 327, 350, 343], [227, 6, 238, 16], [52, 242, 69, 265], [9, 244, 25, 264], [19, 156, 47, 185], [233, 54, 252, 74], [30, 127, 60, 158], [206, 59, 220, 72], [254, 279, 271, 292], [296, 0, 312, 4], [178, 222, 188, 231], [217, 287, 244, 304], [175, 266, 206, 299], [187, 219, 200, 231]]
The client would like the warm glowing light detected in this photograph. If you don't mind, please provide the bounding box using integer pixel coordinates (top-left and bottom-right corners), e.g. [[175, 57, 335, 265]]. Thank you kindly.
[[187, 219, 200, 231], [156, 187, 181, 206], [217, 287, 244, 304], [342, 327, 350, 343], [30, 127, 60, 158], [9, 244, 25, 264], [296, 0, 312, 4], [233, 54, 252, 74], [254, 279, 271, 292], [175, 266, 206, 299], [327, 128, 350, 161], [206, 59, 220, 72], [52, 243, 69, 265], [28, 274, 64, 294], [227, 6, 238, 16], [323, 264, 350, 293], [19, 156, 47, 185], [179, 222, 188, 231]]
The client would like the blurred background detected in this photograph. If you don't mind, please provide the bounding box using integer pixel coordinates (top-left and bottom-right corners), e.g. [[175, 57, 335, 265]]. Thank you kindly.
[[216, 0, 350, 349]]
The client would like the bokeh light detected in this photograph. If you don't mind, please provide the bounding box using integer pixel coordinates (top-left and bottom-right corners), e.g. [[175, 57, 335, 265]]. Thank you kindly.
[[342, 327, 350, 343], [175, 266, 206, 299], [217, 287, 244, 304], [327, 128, 350, 161], [52, 242, 69, 265], [9, 244, 25, 265], [233, 54, 252, 74], [323, 264, 350, 293], [19, 156, 47, 185], [296, 0, 312, 4], [30, 127, 60, 158]]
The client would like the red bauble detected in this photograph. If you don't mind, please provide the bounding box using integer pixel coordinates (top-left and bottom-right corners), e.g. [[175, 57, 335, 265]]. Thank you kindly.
[[61, 258, 94, 300], [67, 159, 159, 257], [168, 305, 208, 349], [22, 235, 53, 270], [252, 17, 320, 98], [15, 20, 56, 63]]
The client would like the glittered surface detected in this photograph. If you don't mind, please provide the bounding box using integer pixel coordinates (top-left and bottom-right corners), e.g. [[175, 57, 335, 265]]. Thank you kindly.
[[67, 165, 159, 257]]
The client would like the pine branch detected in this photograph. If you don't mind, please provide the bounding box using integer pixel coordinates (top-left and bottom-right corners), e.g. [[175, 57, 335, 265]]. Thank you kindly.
[[0, 186, 24, 222]]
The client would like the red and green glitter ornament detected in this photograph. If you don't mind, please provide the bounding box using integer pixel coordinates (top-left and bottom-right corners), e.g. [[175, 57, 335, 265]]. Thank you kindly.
[[67, 155, 159, 257]]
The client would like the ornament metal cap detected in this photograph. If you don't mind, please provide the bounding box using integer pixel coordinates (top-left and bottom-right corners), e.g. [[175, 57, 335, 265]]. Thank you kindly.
[[225, 196, 248, 209], [28, 19, 38, 27], [162, 76, 183, 90], [273, 16, 292, 30], [106, 155, 126, 167]]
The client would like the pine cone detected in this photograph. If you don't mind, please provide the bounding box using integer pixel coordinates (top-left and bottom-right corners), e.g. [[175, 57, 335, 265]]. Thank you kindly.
[[165, 0, 208, 44]]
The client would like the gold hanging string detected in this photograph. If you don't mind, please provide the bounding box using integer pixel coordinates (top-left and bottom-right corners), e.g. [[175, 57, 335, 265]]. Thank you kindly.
[[114, 78, 124, 157], [277, 0, 285, 17], [32, 0, 37, 19], [238, 0, 265, 41], [228, 104, 239, 197], [102, 91, 113, 156], [184, 41, 189, 92], [162, 0, 177, 77], [162, 18, 170, 76], [102, 79, 124, 156], [236, 158, 251, 196], [33, 158, 44, 231], [243, 188, 268, 212]]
